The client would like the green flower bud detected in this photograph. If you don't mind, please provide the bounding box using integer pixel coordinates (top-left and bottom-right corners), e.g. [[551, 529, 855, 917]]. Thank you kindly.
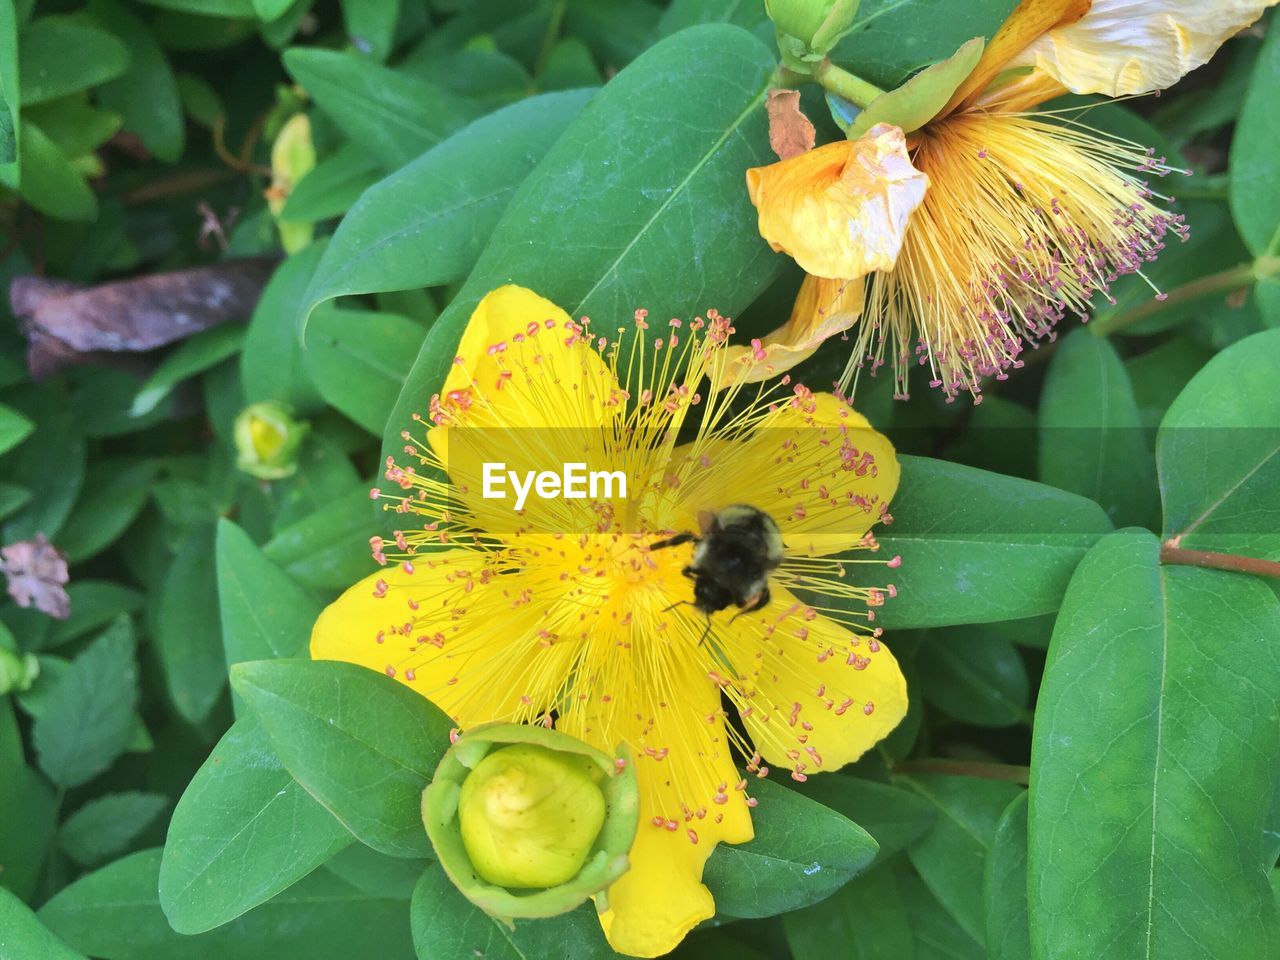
[[267, 113, 316, 254], [234, 402, 308, 480], [767, 0, 861, 62], [422, 724, 638, 923], [0, 647, 39, 694]]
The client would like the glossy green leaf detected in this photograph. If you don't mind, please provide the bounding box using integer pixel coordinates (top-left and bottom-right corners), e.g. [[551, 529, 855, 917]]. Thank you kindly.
[[984, 791, 1030, 960], [150, 524, 225, 723], [917, 627, 1030, 728], [0, 0, 16, 179], [89, 0, 185, 162], [410, 863, 619, 960], [900, 865, 985, 960], [56, 459, 158, 562], [793, 774, 936, 863], [0, 402, 33, 454], [263, 482, 379, 590], [48, 848, 414, 960], [0, 701, 57, 900], [704, 776, 878, 918], [1, 398, 85, 541], [1230, 15, 1280, 256], [131, 324, 245, 416], [216, 518, 320, 668], [59, 791, 170, 867], [899, 773, 1024, 942], [46, 581, 144, 648], [385, 23, 780, 460], [847, 36, 983, 138], [1158, 328, 1280, 559], [0, 886, 86, 960], [18, 17, 130, 106], [1028, 530, 1280, 959], [299, 89, 593, 331], [136, 0, 255, 16], [0, 482, 31, 521], [282, 48, 479, 170], [303, 309, 419, 434], [24, 98, 122, 157], [32, 617, 138, 788], [1039, 329, 1158, 528], [16, 118, 96, 221], [231, 658, 454, 858], [783, 859, 915, 960], [240, 241, 326, 412], [159, 714, 353, 934], [875, 455, 1113, 628], [339, 0, 397, 61], [268, 433, 362, 530], [281, 142, 380, 223]]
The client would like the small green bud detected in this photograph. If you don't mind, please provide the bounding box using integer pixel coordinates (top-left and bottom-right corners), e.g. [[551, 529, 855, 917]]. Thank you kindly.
[[234, 402, 308, 480], [422, 724, 638, 923], [766, 0, 860, 61], [266, 112, 316, 254], [0, 647, 39, 694]]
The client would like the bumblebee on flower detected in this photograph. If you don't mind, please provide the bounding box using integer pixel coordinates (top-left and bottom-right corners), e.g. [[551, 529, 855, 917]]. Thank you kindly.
[[740, 0, 1273, 401], [311, 285, 906, 957]]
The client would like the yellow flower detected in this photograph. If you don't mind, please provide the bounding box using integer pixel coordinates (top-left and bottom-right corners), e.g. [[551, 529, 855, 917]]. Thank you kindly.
[[746, 0, 1272, 401], [311, 285, 907, 957]]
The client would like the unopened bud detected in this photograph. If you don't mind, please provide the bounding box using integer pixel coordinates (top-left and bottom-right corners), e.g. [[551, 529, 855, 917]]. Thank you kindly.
[[0, 647, 39, 694], [767, 0, 861, 65], [422, 723, 638, 923], [233, 401, 308, 480], [266, 113, 315, 254]]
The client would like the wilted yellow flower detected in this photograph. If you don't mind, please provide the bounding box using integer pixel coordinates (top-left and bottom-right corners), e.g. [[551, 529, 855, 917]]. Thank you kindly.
[[747, 0, 1273, 401], [312, 285, 906, 957]]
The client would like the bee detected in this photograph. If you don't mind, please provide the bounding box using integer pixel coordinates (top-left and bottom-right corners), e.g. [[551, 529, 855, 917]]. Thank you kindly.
[[651, 505, 784, 618]]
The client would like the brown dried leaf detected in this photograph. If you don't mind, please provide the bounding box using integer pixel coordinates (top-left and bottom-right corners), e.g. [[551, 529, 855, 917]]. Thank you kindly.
[[766, 89, 816, 161], [1, 534, 71, 619], [10, 257, 277, 379]]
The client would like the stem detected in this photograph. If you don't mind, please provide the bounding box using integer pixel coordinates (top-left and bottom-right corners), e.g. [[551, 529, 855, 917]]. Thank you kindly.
[[1089, 260, 1263, 338], [1159, 544, 1280, 580], [815, 58, 885, 109], [893, 759, 1031, 784], [534, 0, 567, 78]]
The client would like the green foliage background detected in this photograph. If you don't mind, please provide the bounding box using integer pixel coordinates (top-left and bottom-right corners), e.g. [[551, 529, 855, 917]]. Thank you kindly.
[[1, 1, 1278, 958]]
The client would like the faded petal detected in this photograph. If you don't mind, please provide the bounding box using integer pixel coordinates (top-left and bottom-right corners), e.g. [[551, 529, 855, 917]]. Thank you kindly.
[[1007, 0, 1276, 97], [746, 124, 929, 281]]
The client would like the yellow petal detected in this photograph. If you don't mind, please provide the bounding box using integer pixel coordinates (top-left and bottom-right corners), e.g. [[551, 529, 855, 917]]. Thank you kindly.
[[720, 275, 864, 386], [670, 392, 899, 557], [579, 656, 753, 958], [726, 585, 907, 774], [310, 552, 542, 723], [1006, 0, 1276, 97], [745, 124, 928, 281]]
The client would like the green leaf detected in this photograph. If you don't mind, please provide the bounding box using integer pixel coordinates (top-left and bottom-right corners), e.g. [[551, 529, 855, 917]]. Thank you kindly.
[[15, 117, 96, 221], [833, 0, 1015, 89], [1, 399, 85, 541], [281, 142, 381, 223], [704, 776, 878, 918], [134, 0, 255, 16], [0, 701, 57, 900], [0, 886, 87, 960], [917, 627, 1030, 728], [385, 24, 780, 461], [32, 617, 138, 788], [303, 309, 419, 434], [217, 519, 320, 669], [0, 0, 17, 179], [899, 773, 1023, 942], [269, 432, 362, 530], [47, 849, 414, 960], [150, 524, 225, 723], [847, 36, 983, 138], [46, 581, 144, 648], [24, 98, 122, 157], [59, 791, 169, 867], [299, 89, 593, 330], [159, 714, 353, 934], [792, 774, 936, 863], [263, 482, 380, 590], [241, 241, 326, 412], [0, 402, 33, 454], [339, 0, 397, 61], [900, 864, 985, 960], [56, 459, 158, 562], [89, 0, 185, 162], [1039, 329, 1158, 528], [410, 863, 620, 960], [1126, 336, 1214, 431], [231, 658, 454, 858], [282, 48, 479, 170], [18, 16, 130, 106], [875, 455, 1113, 628], [1230, 15, 1280, 256], [0, 482, 31, 521], [131, 324, 245, 416], [1158, 328, 1280, 559], [1028, 530, 1280, 959], [984, 792, 1029, 960], [784, 859, 915, 960]]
